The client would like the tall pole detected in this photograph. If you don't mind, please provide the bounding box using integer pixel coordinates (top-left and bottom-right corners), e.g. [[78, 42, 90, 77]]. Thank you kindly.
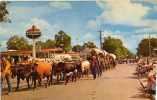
[[98, 30, 102, 49], [26, 25, 41, 63], [32, 39, 36, 61], [148, 33, 151, 57]]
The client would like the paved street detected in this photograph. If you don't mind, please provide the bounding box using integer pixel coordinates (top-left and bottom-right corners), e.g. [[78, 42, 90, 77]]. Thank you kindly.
[[2, 64, 150, 100]]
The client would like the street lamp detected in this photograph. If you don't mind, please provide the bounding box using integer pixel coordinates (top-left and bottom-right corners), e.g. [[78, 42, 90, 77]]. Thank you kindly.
[[26, 25, 41, 62]]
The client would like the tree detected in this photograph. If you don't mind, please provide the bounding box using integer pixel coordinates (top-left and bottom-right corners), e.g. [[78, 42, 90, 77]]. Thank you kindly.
[[36, 39, 56, 50], [103, 36, 133, 59], [0, 1, 10, 22], [36, 41, 45, 50], [0, 2, 10, 47], [55, 30, 72, 52], [7, 35, 31, 50], [82, 41, 96, 49], [72, 44, 83, 52], [44, 39, 56, 48], [103, 37, 123, 53], [137, 38, 157, 57]]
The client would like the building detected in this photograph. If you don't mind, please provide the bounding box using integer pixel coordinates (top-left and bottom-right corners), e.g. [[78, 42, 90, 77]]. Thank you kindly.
[[0, 48, 63, 63]]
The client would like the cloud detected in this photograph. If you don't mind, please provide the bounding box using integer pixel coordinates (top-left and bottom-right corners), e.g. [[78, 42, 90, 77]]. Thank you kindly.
[[87, 0, 157, 36], [144, 20, 157, 31], [71, 32, 98, 46], [87, 20, 97, 29], [102, 30, 125, 43], [135, 27, 153, 33], [49, 1, 72, 10], [0, 26, 8, 34], [26, 17, 52, 30], [8, 2, 72, 22], [83, 32, 97, 43], [134, 19, 157, 32], [142, 0, 157, 5], [96, 0, 150, 26], [84, 32, 95, 40], [25, 17, 62, 41], [0, 40, 7, 47], [0, 40, 7, 51], [0, 17, 62, 50]]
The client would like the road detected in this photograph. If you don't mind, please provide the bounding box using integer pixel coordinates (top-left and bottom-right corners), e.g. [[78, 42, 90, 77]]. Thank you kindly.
[[2, 64, 150, 100]]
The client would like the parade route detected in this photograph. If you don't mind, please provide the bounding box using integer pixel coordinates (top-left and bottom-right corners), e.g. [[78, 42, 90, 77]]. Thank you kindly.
[[2, 64, 150, 100], [1, 1, 156, 100]]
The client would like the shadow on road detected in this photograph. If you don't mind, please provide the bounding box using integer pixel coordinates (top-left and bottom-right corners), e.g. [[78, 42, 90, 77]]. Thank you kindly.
[[130, 92, 151, 99], [2, 82, 55, 96], [2, 86, 37, 96], [124, 76, 138, 79], [130, 87, 152, 100], [102, 77, 112, 79]]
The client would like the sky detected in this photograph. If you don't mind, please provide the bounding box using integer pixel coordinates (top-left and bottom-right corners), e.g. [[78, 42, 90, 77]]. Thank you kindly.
[[0, 0, 157, 53]]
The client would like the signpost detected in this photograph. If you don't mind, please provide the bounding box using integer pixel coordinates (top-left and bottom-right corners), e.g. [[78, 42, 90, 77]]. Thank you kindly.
[[26, 25, 41, 62]]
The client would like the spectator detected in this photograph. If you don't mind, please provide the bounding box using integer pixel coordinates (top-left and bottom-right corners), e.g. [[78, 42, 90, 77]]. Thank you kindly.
[[91, 56, 98, 80], [1, 57, 12, 95], [147, 68, 156, 94]]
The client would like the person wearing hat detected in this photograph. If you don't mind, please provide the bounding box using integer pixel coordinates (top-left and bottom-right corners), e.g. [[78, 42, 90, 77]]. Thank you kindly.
[[1, 57, 12, 95]]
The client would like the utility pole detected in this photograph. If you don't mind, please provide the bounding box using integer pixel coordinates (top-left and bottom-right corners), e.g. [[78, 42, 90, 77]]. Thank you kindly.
[[98, 30, 103, 49], [148, 33, 151, 57]]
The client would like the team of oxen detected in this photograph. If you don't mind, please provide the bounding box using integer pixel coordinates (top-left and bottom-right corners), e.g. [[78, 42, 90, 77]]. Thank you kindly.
[[10, 48, 117, 90]]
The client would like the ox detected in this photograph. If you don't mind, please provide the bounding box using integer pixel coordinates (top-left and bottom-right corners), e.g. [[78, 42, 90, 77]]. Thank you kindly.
[[81, 60, 91, 78], [52, 61, 79, 85], [32, 62, 52, 88], [11, 63, 33, 90]]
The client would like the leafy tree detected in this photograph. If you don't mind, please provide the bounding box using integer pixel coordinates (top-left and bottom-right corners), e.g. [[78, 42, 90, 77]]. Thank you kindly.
[[36, 41, 45, 50], [127, 50, 135, 58], [103, 36, 133, 59], [82, 41, 96, 49], [103, 37, 123, 53], [0, 2, 10, 47], [137, 38, 157, 57], [45, 39, 56, 48], [0, 1, 10, 22], [36, 39, 56, 50], [72, 44, 83, 52], [7, 35, 31, 50], [55, 30, 71, 52]]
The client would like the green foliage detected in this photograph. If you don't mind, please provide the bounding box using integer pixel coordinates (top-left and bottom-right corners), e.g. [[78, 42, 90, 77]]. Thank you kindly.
[[0, 1, 10, 22], [103, 36, 134, 59], [6, 30, 72, 51], [82, 41, 96, 49], [137, 38, 157, 57], [36, 39, 55, 50], [103, 37, 122, 53], [45, 39, 56, 48], [55, 30, 72, 52], [72, 44, 83, 52], [36, 41, 45, 50], [7, 35, 31, 50]]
